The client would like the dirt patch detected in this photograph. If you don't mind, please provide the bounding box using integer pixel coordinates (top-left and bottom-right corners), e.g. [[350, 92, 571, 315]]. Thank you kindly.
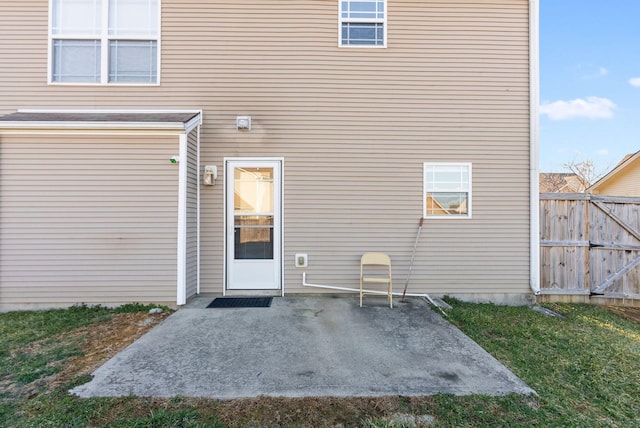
[[84, 395, 415, 428], [211, 396, 405, 428], [606, 306, 640, 323], [9, 311, 171, 398], [57, 311, 171, 384]]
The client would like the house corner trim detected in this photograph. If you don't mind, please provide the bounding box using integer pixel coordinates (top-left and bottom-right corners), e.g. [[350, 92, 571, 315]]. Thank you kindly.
[[530, 0, 541, 294]]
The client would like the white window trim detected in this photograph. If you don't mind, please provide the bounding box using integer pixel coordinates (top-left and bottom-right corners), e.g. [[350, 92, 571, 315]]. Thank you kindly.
[[338, 0, 387, 48], [423, 162, 472, 219], [48, 0, 161, 86]]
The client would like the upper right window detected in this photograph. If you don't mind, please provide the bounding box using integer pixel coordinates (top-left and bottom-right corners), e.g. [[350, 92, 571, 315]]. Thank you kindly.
[[339, 0, 386, 47], [424, 163, 472, 218]]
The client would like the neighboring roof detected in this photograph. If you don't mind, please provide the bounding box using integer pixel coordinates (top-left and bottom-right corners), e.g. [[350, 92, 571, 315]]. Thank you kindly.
[[587, 149, 640, 193], [539, 172, 587, 193], [0, 110, 201, 132]]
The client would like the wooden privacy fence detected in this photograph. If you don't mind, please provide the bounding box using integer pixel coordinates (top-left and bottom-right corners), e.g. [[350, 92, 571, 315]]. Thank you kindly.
[[540, 193, 640, 300]]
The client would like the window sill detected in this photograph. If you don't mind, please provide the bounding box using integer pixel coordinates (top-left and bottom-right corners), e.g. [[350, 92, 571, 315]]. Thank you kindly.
[[338, 44, 387, 48], [424, 216, 472, 220], [48, 82, 161, 87]]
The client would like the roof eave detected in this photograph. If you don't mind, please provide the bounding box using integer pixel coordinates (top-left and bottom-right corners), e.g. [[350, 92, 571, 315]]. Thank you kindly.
[[0, 121, 190, 131]]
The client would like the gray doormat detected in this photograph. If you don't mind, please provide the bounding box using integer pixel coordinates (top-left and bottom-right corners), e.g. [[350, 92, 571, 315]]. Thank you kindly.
[[206, 297, 273, 308]]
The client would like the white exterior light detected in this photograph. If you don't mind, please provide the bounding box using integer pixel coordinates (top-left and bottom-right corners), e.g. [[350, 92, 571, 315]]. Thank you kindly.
[[236, 116, 251, 130]]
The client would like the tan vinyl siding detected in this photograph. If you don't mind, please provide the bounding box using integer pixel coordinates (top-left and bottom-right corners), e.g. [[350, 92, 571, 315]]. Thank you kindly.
[[0, 0, 532, 302], [590, 157, 640, 197], [185, 129, 199, 299], [0, 134, 179, 308]]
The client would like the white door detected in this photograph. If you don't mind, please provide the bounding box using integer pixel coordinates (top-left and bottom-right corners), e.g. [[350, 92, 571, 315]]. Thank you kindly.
[[226, 160, 282, 290]]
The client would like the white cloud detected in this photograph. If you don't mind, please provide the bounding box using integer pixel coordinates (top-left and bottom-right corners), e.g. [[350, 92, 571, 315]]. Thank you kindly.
[[629, 77, 640, 87], [576, 64, 609, 80], [540, 97, 616, 120], [596, 148, 609, 156]]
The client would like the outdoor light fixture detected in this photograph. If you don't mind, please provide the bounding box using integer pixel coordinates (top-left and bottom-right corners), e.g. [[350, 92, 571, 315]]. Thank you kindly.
[[236, 116, 251, 130], [203, 165, 217, 185]]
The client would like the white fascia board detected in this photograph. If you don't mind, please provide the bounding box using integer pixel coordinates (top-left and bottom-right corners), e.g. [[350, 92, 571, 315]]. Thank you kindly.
[[184, 111, 203, 133], [0, 121, 190, 131], [4, 109, 203, 132]]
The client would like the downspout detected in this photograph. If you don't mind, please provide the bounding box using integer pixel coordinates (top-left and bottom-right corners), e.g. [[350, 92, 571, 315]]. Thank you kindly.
[[529, 0, 541, 294], [176, 133, 188, 305], [196, 125, 201, 295]]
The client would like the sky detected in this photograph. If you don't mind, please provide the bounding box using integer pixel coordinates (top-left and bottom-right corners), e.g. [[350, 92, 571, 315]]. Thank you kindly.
[[539, 0, 640, 174]]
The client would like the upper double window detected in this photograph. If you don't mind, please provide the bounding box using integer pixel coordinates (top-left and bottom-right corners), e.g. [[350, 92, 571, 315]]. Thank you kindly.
[[339, 0, 386, 47], [50, 0, 159, 84]]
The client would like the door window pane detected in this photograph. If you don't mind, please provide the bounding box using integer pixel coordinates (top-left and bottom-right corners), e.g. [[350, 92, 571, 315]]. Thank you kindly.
[[108, 40, 157, 83], [52, 39, 101, 83], [234, 168, 274, 214], [234, 216, 274, 260], [233, 167, 275, 259]]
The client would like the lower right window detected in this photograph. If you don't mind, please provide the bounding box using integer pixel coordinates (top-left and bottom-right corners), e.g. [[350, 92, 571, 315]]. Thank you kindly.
[[423, 162, 472, 218]]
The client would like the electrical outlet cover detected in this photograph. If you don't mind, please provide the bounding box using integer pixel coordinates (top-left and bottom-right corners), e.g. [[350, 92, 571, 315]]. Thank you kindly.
[[294, 253, 308, 268]]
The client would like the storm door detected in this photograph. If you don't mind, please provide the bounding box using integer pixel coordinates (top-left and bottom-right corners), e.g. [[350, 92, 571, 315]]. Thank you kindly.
[[226, 160, 282, 290]]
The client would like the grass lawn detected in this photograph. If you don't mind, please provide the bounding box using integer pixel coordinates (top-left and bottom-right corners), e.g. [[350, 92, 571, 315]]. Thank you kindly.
[[1, 300, 639, 427]]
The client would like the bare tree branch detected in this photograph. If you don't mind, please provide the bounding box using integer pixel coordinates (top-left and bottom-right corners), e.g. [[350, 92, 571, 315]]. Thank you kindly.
[[540, 173, 571, 192], [562, 156, 610, 190]]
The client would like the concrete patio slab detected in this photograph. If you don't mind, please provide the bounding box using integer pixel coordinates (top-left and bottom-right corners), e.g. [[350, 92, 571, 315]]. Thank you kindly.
[[71, 296, 535, 399]]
